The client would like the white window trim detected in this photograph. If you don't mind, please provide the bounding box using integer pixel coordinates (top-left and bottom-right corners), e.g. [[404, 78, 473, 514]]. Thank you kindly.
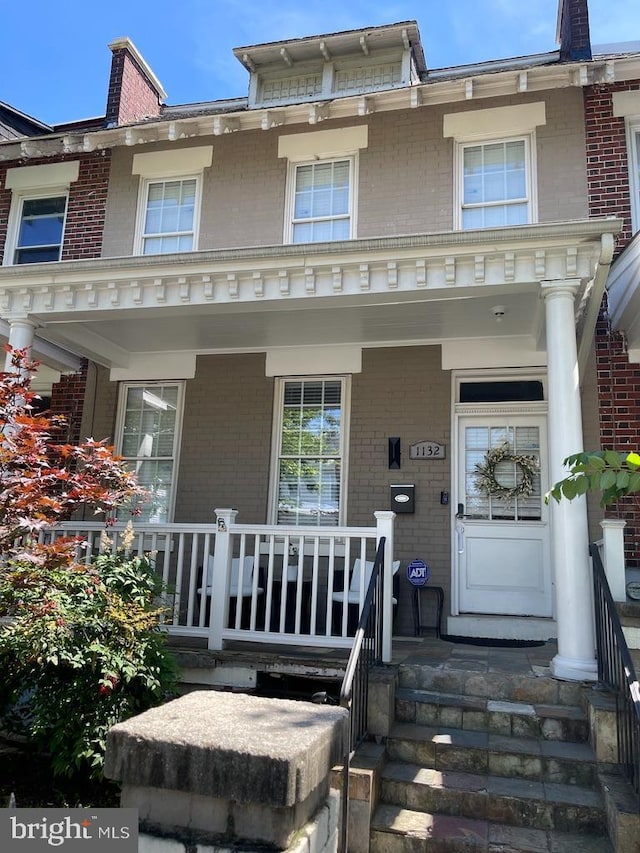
[[133, 173, 203, 256], [627, 117, 640, 235], [453, 133, 538, 231], [114, 380, 185, 523], [268, 375, 351, 526], [283, 155, 358, 244], [3, 186, 70, 267]]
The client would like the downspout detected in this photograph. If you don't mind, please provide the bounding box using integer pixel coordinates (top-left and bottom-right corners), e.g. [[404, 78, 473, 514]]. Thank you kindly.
[[577, 232, 616, 382]]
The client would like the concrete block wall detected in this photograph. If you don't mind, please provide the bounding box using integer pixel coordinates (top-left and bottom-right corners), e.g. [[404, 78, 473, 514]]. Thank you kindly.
[[102, 88, 588, 258], [350, 346, 451, 632]]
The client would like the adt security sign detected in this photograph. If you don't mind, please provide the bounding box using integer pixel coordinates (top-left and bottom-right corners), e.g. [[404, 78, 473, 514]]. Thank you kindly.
[[407, 559, 429, 587]]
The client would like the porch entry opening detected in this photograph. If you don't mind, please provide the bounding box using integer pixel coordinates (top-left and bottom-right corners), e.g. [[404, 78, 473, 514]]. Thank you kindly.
[[456, 413, 551, 617]]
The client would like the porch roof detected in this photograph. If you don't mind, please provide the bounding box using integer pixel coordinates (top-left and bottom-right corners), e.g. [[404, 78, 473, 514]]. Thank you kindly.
[[0, 218, 621, 375]]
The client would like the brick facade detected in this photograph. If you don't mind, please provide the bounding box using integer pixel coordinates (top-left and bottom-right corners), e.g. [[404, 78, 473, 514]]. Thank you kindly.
[[584, 82, 637, 246], [50, 360, 90, 446], [106, 47, 162, 127], [0, 151, 111, 264], [586, 80, 640, 564], [559, 0, 592, 61]]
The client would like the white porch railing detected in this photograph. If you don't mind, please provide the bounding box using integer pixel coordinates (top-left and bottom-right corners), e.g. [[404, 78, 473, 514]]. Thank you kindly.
[[44, 509, 396, 662]]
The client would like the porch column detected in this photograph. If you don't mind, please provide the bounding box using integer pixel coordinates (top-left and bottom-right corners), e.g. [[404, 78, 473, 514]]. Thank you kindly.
[[542, 280, 597, 682], [4, 318, 37, 371]]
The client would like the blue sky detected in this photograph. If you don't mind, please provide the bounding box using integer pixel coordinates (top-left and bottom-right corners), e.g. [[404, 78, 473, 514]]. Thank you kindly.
[[2, 0, 639, 126]]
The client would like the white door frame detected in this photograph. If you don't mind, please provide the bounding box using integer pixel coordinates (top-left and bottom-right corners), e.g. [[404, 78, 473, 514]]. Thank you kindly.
[[450, 369, 550, 619]]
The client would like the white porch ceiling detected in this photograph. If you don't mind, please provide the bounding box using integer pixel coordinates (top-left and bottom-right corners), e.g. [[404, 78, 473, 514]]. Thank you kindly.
[[35, 288, 542, 360]]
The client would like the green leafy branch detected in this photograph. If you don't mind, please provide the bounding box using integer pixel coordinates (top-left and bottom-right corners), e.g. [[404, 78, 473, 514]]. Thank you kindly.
[[545, 450, 640, 507]]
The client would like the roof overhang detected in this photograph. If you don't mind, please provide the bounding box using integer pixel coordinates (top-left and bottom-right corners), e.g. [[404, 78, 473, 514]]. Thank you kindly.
[[2, 54, 639, 163], [233, 21, 426, 76]]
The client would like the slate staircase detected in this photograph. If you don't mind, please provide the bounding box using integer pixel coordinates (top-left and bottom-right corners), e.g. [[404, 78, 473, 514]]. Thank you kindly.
[[369, 657, 614, 853]]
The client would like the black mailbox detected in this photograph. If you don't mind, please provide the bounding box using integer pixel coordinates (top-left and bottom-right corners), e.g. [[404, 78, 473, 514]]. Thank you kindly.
[[391, 484, 415, 513]]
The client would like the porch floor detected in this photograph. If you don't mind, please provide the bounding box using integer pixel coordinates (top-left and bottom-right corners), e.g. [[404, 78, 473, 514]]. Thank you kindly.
[[167, 633, 559, 683]]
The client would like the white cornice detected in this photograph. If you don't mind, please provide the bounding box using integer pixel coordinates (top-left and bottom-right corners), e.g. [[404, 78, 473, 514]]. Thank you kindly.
[[0, 220, 621, 322], [2, 56, 640, 163]]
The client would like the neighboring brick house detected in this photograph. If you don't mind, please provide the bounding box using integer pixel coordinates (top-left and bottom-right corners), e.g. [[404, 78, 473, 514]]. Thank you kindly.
[[0, 0, 635, 681], [585, 72, 640, 568]]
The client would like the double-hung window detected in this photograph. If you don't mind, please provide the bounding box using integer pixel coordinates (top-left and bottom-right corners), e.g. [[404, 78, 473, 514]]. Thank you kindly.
[[131, 146, 212, 256], [139, 177, 198, 254], [629, 118, 640, 234], [459, 137, 531, 229], [10, 193, 68, 264], [289, 158, 354, 243], [115, 382, 184, 523], [3, 160, 79, 267], [271, 377, 349, 526]]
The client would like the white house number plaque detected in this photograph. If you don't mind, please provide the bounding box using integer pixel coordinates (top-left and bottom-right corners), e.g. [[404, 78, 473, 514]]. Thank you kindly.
[[410, 440, 446, 460]]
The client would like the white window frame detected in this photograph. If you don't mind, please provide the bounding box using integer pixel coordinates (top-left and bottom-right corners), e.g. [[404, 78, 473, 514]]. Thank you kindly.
[[134, 174, 202, 256], [284, 155, 358, 244], [627, 117, 640, 235], [268, 375, 350, 526], [454, 133, 537, 231], [114, 381, 185, 523], [3, 187, 69, 266]]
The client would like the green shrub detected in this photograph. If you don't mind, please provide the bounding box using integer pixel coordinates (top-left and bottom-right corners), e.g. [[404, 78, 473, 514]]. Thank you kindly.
[[0, 541, 178, 778]]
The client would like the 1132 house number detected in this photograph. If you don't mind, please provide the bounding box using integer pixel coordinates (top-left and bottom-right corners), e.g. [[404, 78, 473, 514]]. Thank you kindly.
[[410, 441, 446, 460]]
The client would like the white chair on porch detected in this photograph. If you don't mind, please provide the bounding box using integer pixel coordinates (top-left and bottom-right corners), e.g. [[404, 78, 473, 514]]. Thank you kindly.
[[197, 555, 263, 626], [331, 558, 400, 633]]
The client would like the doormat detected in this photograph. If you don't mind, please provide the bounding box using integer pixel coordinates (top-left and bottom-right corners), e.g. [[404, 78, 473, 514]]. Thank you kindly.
[[440, 634, 545, 648]]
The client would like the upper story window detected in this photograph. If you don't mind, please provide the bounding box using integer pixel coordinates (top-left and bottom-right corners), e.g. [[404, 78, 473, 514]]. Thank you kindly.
[[131, 146, 213, 256], [115, 381, 184, 523], [444, 103, 545, 231], [278, 126, 368, 245], [2, 160, 79, 267], [140, 177, 197, 254], [270, 377, 349, 526], [12, 193, 68, 264], [460, 137, 531, 229], [628, 118, 640, 235], [289, 158, 354, 243]]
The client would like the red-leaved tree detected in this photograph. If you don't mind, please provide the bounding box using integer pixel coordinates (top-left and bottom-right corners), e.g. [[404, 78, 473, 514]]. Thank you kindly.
[[0, 345, 147, 561]]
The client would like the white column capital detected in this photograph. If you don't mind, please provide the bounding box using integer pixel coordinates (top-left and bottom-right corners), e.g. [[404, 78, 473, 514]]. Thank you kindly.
[[4, 317, 38, 371], [600, 518, 627, 531], [540, 279, 581, 300]]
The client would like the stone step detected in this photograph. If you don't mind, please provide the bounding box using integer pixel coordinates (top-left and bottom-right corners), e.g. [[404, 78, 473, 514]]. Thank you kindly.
[[370, 804, 614, 853], [386, 722, 597, 787], [381, 760, 606, 834], [396, 687, 589, 743], [397, 663, 586, 707]]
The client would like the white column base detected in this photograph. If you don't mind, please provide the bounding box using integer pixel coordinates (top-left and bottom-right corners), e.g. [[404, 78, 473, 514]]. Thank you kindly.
[[550, 653, 597, 682]]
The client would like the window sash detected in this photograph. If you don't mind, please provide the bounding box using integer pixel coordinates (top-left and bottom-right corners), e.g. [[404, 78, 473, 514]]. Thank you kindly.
[[458, 137, 531, 230], [288, 158, 354, 244], [629, 122, 640, 234], [139, 177, 198, 255], [115, 382, 184, 523], [11, 194, 67, 264], [271, 377, 348, 526]]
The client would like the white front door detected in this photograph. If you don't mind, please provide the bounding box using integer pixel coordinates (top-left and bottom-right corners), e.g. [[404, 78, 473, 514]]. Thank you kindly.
[[456, 415, 552, 617]]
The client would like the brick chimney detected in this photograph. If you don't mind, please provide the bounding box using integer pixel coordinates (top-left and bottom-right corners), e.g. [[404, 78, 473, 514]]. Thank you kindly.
[[105, 37, 167, 127], [557, 0, 592, 61]]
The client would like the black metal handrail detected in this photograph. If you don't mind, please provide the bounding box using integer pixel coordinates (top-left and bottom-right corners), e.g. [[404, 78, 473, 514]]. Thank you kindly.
[[590, 542, 640, 799], [337, 537, 386, 853]]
